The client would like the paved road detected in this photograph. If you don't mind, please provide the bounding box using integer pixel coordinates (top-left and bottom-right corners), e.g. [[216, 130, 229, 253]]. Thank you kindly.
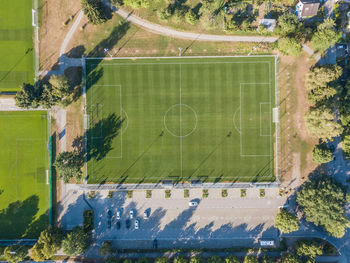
[[114, 7, 278, 43]]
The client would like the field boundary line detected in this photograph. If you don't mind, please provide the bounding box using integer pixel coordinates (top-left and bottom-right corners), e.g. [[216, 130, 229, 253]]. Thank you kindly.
[[82, 56, 88, 184], [85, 55, 278, 60], [179, 64, 183, 178], [259, 102, 271, 137], [90, 62, 272, 67]]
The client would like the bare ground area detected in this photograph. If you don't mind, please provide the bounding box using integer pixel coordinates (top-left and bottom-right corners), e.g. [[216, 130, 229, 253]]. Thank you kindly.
[[39, 0, 81, 71], [278, 53, 318, 191]]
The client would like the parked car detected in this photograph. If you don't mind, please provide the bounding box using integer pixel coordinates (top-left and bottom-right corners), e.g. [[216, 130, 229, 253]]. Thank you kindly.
[[107, 209, 112, 218], [135, 219, 139, 229], [189, 201, 199, 207], [126, 219, 131, 229], [116, 209, 121, 220], [107, 219, 112, 229], [116, 221, 121, 230], [129, 210, 134, 219], [143, 210, 149, 219]]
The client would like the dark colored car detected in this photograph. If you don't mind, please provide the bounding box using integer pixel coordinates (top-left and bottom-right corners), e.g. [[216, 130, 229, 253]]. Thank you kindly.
[[107, 219, 112, 229], [116, 221, 121, 230], [126, 219, 131, 229]]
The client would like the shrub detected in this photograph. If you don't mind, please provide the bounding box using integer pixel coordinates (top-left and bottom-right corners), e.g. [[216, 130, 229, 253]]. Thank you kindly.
[[277, 37, 302, 56], [107, 191, 114, 198], [165, 190, 171, 198], [174, 256, 188, 263], [146, 190, 152, 198], [222, 189, 228, 197], [243, 255, 258, 263], [202, 189, 209, 198], [312, 143, 334, 164], [62, 226, 90, 256], [190, 256, 203, 263], [54, 151, 83, 183], [127, 190, 133, 198], [261, 255, 274, 263], [208, 255, 223, 263], [259, 189, 265, 198], [184, 189, 189, 198], [83, 210, 94, 233], [88, 191, 96, 199], [225, 255, 239, 263], [4, 245, 28, 263], [185, 9, 198, 25], [155, 257, 169, 263], [274, 208, 299, 233], [123, 0, 149, 9], [99, 241, 113, 256], [241, 189, 247, 197]]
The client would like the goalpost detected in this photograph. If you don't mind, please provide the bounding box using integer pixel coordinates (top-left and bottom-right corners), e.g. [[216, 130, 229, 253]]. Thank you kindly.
[[32, 9, 37, 27]]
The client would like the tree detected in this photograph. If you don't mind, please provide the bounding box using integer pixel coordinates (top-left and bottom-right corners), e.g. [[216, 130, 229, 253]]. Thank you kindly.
[[274, 208, 299, 233], [305, 106, 343, 140], [243, 256, 258, 263], [208, 255, 223, 263], [311, 19, 338, 53], [261, 255, 274, 263], [277, 13, 301, 36], [123, 0, 149, 9], [30, 227, 63, 261], [297, 175, 350, 238], [174, 256, 188, 263], [277, 37, 302, 56], [81, 0, 108, 25], [40, 84, 57, 108], [4, 245, 28, 263], [225, 255, 239, 263], [281, 254, 301, 263], [155, 257, 170, 263], [312, 143, 333, 164], [295, 240, 323, 258], [307, 86, 337, 104], [54, 151, 83, 183], [48, 74, 72, 106], [185, 9, 198, 25], [99, 241, 113, 256], [62, 226, 90, 256], [15, 83, 39, 108], [306, 65, 342, 90]]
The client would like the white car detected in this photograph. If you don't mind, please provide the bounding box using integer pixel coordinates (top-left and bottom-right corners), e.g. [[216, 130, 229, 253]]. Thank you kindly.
[[143, 211, 149, 219], [116, 210, 121, 220], [189, 201, 199, 207], [129, 210, 134, 219], [135, 219, 139, 229]]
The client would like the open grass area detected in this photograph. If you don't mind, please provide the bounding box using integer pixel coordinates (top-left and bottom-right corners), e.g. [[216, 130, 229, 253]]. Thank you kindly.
[[0, 111, 50, 239], [0, 0, 35, 92], [86, 56, 276, 184]]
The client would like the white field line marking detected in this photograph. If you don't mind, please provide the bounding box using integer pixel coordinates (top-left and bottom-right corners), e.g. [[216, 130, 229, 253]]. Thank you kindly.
[[179, 64, 183, 178], [90, 61, 272, 67], [239, 82, 273, 157], [46, 170, 49, 185], [233, 106, 241, 134], [85, 54, 278, 60], [260, 102, 271, 137]]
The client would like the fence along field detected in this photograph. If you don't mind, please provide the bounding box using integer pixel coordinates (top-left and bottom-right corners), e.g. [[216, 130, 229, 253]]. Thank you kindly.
[[85, 56, 277, 184]]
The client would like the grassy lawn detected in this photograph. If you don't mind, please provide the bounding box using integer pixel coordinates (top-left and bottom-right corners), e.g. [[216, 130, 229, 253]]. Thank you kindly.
[[0, 0, 35, 92], [0, 111, 50, 239], [86, 56, 276, 184]]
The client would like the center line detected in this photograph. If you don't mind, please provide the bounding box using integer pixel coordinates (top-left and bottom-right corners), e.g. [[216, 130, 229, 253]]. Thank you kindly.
[[179, 64, 183, 178]]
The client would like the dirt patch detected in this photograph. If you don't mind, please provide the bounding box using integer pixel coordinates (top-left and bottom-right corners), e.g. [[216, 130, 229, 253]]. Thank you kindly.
[[39, 0, 82, 71]]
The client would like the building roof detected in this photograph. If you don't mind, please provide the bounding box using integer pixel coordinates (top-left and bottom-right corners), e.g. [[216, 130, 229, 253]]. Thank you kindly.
[[300, 0, 320, 17]]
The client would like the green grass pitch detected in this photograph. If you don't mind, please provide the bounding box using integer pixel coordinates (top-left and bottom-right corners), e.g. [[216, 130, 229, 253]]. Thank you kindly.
[[86, 56, 277, 184], [0, 0, 35, 92], [0, 111, 50, 238]]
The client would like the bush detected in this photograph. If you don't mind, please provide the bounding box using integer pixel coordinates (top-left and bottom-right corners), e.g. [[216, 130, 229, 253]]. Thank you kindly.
[[174, 256, 188, 263], [124, 0, 149, 9], [259, 189, 265, 197], [208, 255, 223, 263], [261, 255, 274, 263], [155, 257, 169, 263], [243, 255, 258, 263], [185, 9, 198, 25], [202, 189, 209, 198], [225, 255, 239, 263], [184, 189, 189, 198], [107, 191, 114, 198], [222, 189, 228, 197], [54, 151, 83, 183], [190, 256, 203, 263], [127, 190, 133, 198], [146, 190, 152, 198], [241, 189, 247, 197], [99, 241, 114, 256], [274, 208, 299, 233], [4, 245, 28, 263], [165, 190, 171, 198], [312, 143, 334, 164], [277, 37, 302, 56], [83, 210, 94, 233], [88, 191, 96, 199]]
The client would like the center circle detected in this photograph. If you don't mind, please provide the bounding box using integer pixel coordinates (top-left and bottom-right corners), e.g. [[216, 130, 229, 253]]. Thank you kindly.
[[164, 104, 198, 138]]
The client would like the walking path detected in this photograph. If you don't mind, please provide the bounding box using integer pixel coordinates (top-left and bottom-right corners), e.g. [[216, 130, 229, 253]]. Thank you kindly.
[[114, 7, 278, 43]]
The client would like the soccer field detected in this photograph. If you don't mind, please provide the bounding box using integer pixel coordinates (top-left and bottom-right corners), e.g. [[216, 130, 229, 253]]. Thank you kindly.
[[85, 56, 277, 184], [0, 0, 35, 92], [0, 111, 50, 239]]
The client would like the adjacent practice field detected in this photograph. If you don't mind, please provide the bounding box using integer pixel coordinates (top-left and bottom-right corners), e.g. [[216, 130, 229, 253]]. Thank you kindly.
[[0, 111, 50, 239], [0, 0, 35, 91], [85, 56, 277, 184]]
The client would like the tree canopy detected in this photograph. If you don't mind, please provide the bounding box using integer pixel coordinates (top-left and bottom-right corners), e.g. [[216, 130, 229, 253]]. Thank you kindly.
[[297, 175, 350, 238], [295, 240, 323, 259], [54, 151, 83, 183], [281, 254, 301, 263], [305, 106, 343, 140], [30, 227, 63, 261], [274, 208, 299, 233], [277, 13, 301, 36], [312, 143, 333, 164], [311, 19, 339, 53], [4, 245, 28, 263], [123, 0, 149, 9], [15, 83, 39, 108], [225, 255, 239, 263], [62, 226, 90, 256], [277, 37, 302, 56], [99, 241, 113, 256], [81, 0, 108, 25], [243, 256, 258, 263]]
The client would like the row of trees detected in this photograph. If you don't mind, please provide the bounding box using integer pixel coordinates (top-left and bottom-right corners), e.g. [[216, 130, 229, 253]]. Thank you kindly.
[[15, 75, 73, 109], [1, 226, 90, 263]]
